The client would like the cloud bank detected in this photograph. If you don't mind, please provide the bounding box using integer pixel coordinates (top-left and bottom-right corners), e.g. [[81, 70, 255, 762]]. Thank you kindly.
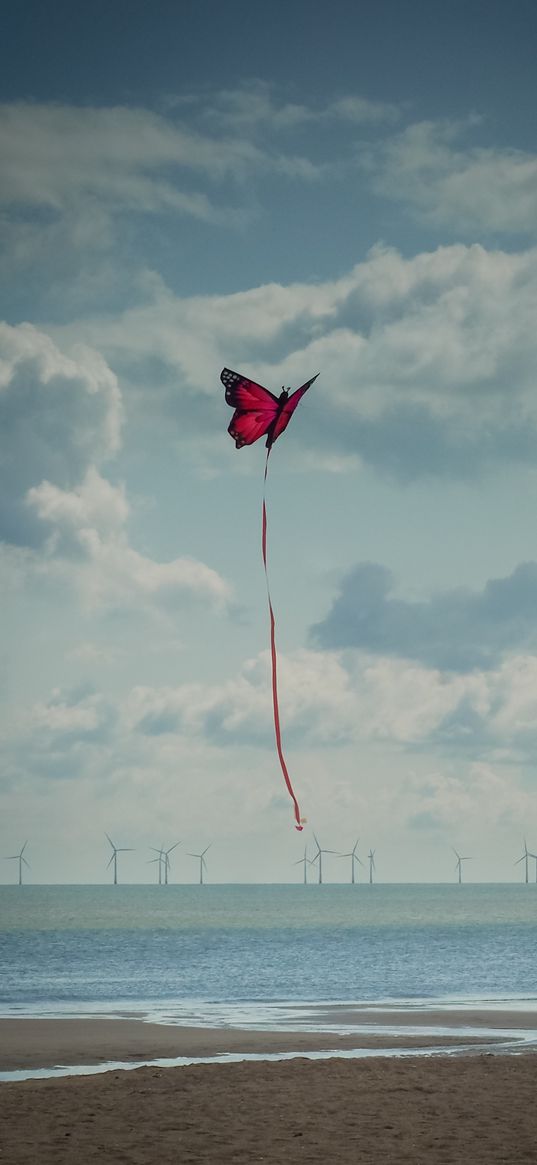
[[65, 240, 537, 482], [312, 561, 537, 672], [0, 322, 231, 615]]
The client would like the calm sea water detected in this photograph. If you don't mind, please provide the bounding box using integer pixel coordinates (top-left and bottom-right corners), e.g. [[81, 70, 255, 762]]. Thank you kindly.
[[0, 884, 536, 1020]]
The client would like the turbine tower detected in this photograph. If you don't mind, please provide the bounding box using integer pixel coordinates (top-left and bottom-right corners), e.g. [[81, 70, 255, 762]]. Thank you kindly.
[[338, 839, 363, 885], [294, 845, 309, 885], [5, 841, 29, 885], [367, 848, 376, 885], [188, 845, 210, 885], [311, 834, 336, 885], [105, 833, 133, 885], [452, 847, 471, 884], [515, 839, 531, 884]]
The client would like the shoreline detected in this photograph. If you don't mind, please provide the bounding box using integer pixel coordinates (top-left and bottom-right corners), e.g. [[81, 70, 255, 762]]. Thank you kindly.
[[2, 1005, 537, 1074]]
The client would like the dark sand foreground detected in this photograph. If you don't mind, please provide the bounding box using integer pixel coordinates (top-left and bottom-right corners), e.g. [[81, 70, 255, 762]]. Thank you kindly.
[[1, 1054, 537, 1163]]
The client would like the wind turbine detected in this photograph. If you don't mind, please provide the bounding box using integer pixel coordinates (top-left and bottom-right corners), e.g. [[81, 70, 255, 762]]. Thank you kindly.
[[515, 839, 531, 884], [162, 842, 180, 885], [105, 833, 133, 885], [188, 845, 210, 885], [338, 839, 363, 885], [367, 848, 376, 885], [148, 842, 179, 885], [311, 834, 336, 885], [452, 847, 471, 884], [5, 841, 29, 885], [149, 845, 165, 884], [294, 845, 309, 885]]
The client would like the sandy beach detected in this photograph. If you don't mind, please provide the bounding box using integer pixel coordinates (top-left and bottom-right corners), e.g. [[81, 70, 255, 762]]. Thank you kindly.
[[1, 1051, 537, 1164], [1, 1013, 537, 1162]]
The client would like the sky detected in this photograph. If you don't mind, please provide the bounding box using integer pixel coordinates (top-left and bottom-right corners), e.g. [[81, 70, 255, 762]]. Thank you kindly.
[[2, 0, 537, 883]]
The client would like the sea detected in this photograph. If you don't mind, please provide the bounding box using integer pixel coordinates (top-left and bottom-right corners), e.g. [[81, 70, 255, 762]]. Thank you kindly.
[[1, 884, 536, 1076]]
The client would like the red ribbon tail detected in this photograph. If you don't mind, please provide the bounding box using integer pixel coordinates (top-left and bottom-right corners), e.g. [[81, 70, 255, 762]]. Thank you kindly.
[[262, 450, 304, 831]]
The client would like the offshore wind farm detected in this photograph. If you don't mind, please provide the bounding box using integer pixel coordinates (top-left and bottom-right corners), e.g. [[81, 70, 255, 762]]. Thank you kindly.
[[4, 834, 537, 885]]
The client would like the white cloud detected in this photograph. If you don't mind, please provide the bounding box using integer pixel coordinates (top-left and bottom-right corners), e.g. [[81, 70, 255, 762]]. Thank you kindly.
[[0, 103, 254, 215], [28, 465, 128, 541], [407, 762, 537, 834], [68, 641, 123, 665], [31, 688, 111, 739], [0, 322, 122, 546], [193, 81, 400, 132], [119, 643, 537, 765], [347, 652, 537, 760], [27, 468, 232, 614], [0, 99, 322, 241], [329, 95, 400, 125], [124, 649, 354, 745], [369, 120, 537, 234], [0, 320, 121, 453], [0, 321, 231, 617]]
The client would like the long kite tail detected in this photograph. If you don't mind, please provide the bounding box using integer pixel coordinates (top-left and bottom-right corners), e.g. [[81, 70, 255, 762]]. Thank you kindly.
[[262, 448, 304, 831]]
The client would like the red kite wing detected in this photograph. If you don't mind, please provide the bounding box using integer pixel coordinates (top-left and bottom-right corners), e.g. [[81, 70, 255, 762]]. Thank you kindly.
[[221, 368, 280, 448], [270, 375, 318, 445]]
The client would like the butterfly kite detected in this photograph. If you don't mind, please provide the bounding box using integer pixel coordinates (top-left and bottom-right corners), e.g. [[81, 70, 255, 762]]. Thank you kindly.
[[221, 367, 319, 830]]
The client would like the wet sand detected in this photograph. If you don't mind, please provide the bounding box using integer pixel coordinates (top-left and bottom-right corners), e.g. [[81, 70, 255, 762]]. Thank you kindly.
[[3, 1008, 536, 1070], [1, 1053, 537, 1163]]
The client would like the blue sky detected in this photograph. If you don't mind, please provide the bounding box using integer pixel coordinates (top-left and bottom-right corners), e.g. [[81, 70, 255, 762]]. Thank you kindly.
[[2, 0, 537, 883]]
